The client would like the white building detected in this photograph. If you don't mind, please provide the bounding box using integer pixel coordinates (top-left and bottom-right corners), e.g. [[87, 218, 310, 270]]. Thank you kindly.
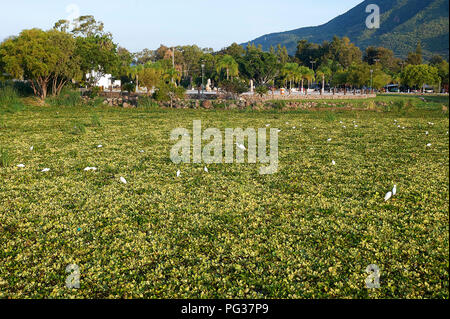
[[86, 71, 121, 89]]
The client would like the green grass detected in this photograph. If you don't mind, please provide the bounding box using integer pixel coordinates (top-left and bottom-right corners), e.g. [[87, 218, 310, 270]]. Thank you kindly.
[[0, 95, 448, 299], [0, 86, 25, 114]]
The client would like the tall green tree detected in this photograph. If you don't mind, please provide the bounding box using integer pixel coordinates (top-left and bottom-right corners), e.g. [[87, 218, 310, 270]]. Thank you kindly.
[[401, 64, 439, 92], [216, 55, 239, 80], [0, 28, 80, 99]]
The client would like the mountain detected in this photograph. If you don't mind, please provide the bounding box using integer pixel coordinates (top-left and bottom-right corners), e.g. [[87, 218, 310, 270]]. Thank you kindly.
[[244, 0, 449, 60]]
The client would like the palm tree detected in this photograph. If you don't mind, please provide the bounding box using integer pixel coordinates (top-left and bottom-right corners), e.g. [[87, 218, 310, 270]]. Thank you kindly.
[[128, 65, 144, 92], [282, 63, 300, 93], [301, 68, 315, 95], [316, 66, 332, 95], [216, 55, 239, 80]]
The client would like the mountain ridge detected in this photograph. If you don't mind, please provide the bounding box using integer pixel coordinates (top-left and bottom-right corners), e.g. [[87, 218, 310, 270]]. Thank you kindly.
[[243, 0, 449, 59]]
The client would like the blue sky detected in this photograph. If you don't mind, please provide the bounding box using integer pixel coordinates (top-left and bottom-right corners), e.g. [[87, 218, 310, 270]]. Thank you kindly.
[[0, 0, 363, 52]]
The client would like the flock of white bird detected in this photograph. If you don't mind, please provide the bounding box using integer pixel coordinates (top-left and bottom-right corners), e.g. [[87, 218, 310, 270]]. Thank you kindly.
[[13, 119, 446, 203]]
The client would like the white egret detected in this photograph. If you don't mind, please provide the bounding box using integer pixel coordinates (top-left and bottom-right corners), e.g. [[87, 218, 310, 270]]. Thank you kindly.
[[177, 170, 181, 177], [332, 160, 336, 166], [30, 146, 34, 151], [17, 164, 25, 168], [120, 177, 127, 184], [41, 168, 50, 172], [204, 166, 208, 173], [392, 185, 397, 196], [236, 143, 246, 151], [385, 191, 393, 202]]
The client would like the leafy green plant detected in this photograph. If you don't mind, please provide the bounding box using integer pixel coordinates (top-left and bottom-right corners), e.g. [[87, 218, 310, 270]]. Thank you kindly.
[[255, 85, 269, 97]]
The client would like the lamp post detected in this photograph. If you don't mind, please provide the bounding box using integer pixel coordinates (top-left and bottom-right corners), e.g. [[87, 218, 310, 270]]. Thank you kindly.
[[310, 59, 317, 91], [370, 69, 374, 93], [201, 63, 205, 96]]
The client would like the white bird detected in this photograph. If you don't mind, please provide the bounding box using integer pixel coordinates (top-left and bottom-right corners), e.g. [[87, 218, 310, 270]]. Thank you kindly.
[[343, 126, 346, 129], [266, 124, 270, 127], [177, 170, 181, 177], [120, 176, 127, 184], [292, 126, 296, 129], [339, 121, 343, 124], [332, 160, 336, 166], [425, 131, 429, 135], [30, 146, 34, 151], [17, 164, 25, 168], [327, 138, 332, 142], [385, 191, 393, 202], [354, 125, 358, 128], [392, 185, 397, 196], [427, 143, 432, 147], [139, 150, 144, 153], [84, 167, 97, 171], [277, 129, 282, 133], [97, 145, 103, 148], [236, 143, 246, 151], [204, 166, 208, 173], [41, 168, 50, 172]]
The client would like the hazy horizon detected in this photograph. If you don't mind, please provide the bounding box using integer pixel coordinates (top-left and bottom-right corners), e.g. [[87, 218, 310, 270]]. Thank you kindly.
[[0, 0, 363, 52]]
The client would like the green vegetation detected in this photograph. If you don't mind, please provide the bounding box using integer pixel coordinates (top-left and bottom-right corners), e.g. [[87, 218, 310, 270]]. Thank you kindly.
[[0, 86, 25, 114], [0, 95, 448, 298]]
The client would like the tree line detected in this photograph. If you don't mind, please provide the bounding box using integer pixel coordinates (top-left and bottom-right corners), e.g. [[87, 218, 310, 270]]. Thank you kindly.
[[0, 16, 448, 100]]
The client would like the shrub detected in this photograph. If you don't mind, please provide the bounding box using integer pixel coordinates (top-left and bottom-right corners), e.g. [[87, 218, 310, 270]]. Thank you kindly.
[[138, 97, 159, 109], [47, 88, 82, 107], [122, 82, 136, 93], [153, 83, 185, 107], [220, 79, 248, 99], [255, 85, 269, 97]]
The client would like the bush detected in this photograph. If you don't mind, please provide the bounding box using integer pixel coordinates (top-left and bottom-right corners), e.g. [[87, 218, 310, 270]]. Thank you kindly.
[[0, 86, 24, 114], [122, 82, 135, 93], [153, 83, 185, 107], [220, 78, 248, 99], [138, 97, 159, 109], [255, 85, 269, 97], [47, 88, 82, 107]]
